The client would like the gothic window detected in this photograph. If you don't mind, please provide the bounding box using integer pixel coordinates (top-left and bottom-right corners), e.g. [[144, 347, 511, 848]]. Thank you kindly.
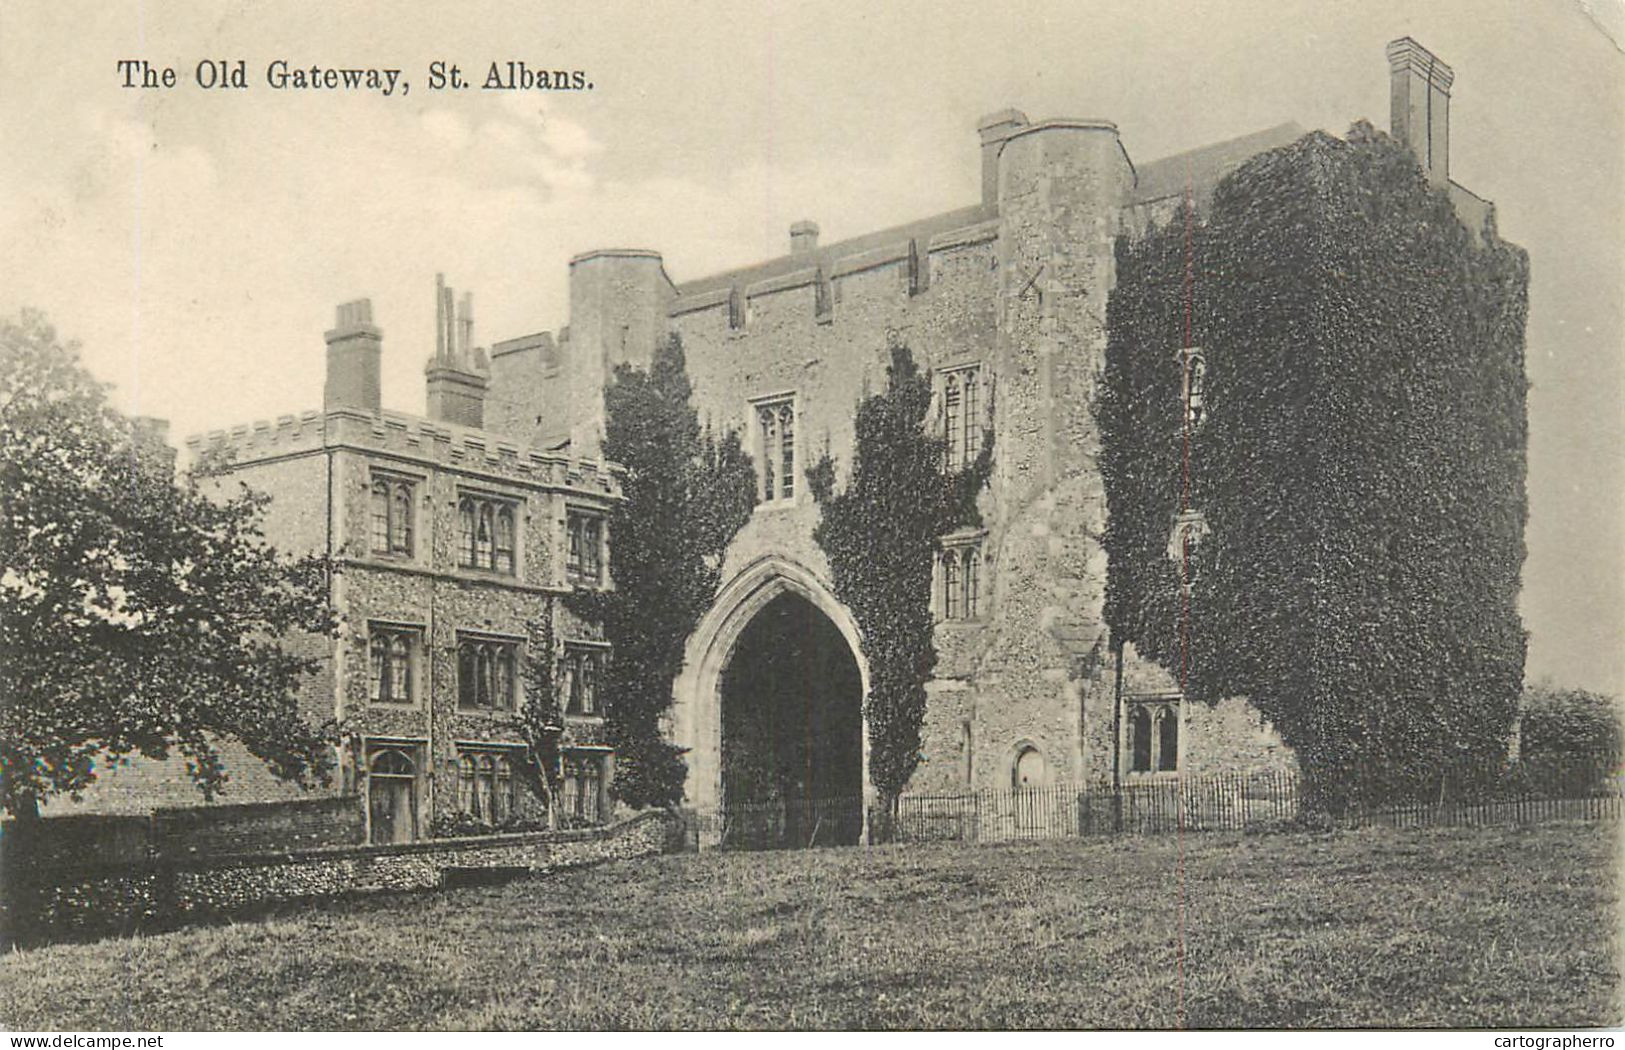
[[1180, 348, 1208, 429], [938, 539, 985, 622], [370, 475, 415, 556], [458, 494, 519, 574], [1127, 699, 1181, 775], [368, 625, 417, 705], [1167, 510, 1209, 586], [457, 636, 518, 711], [564, 645, 607, 716], [754, 396, 796, 503], [940, 365, 984, 471], [562, 751, 605, 823], [457, 749, 517, 824], [567, 510, 605, 586]]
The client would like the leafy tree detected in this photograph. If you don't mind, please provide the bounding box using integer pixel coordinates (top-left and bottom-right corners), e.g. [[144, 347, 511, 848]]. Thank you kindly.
[[808, 344, 990, 816], [0, 310, 337, 818], [568, 335, 756, 808], [1519, 682, 1623, 758]]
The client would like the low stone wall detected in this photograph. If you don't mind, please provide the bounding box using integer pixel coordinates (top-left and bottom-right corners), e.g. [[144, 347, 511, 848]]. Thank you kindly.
[[4, 811, 678, 945]]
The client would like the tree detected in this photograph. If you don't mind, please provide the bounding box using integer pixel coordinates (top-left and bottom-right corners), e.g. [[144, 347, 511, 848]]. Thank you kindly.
[[0, 310, 337, 818], [1519, 682, 1623, 759], [808, 344, 990, 817], [567, 335, 756, 808]]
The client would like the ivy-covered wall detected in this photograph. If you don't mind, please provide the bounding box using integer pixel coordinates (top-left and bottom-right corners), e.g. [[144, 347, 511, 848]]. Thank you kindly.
[[1101, 123, 1529, 807]]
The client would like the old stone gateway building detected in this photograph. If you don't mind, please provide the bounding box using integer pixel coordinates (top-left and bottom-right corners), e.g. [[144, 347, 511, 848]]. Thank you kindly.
[[153, 37, 1510, 842]]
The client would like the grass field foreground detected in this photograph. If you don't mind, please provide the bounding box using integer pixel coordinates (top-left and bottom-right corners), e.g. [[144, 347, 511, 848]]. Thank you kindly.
[[0, 821, 1618, 1029]]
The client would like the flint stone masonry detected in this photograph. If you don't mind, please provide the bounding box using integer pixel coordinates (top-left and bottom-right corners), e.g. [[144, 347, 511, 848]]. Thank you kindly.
[[4, 811, 676, 942]]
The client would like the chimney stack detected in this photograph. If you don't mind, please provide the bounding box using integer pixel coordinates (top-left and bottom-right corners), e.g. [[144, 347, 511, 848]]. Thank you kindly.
[[790, 220, 820, 255], [426, 274, 489, 429], [976, 108, 1029, 206], [1387, 37, 1453, 189], [324, 299, 382, 413]]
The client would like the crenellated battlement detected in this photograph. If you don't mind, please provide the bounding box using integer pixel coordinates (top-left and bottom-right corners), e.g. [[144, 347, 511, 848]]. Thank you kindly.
[[185, 407, 620, 498]]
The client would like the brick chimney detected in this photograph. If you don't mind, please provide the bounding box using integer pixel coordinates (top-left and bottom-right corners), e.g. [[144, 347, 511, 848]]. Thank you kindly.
[[790, 220, 820, 255], [324, 299, 382, 413], [1387, 37, 1453, 189], [976, 108, 1029, 206], [425, 274, 489, 428]]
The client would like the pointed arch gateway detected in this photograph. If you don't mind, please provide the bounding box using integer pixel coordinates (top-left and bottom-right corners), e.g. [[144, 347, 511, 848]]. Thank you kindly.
[[670, 556, 872, 838]]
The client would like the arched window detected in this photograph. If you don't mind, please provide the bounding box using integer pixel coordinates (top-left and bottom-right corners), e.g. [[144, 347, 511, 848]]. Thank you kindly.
[[1167, 510, 1209, 587], [944, 372, 962, 469], [390, 485, 412, 552], [371, 477, 415, 556], [457, 753, 476, 816], [370, 480, 390, 553], [778, 403, 795, 500], [963, 548, 979, 619], [369, 626, 415, 705], [1130, 706, 1153, 773], [388, 635, 410, 702], [1181, 349, 1208, 429], [943, 551, 962, 620], [494, 506, 514, 574], [495, 756, 513, 822], [459, 499, 476, 566], [566, 645, 606, 716], [459, 495, 519, 575], [759, 404, 777, 501], [476, 503, 494, 568], [753, 397, 798, 503], [1155, 706, 1179, 772], [475, 754, 495, 821], [458, 637, 519, 710], [455, 750, 518, 825]]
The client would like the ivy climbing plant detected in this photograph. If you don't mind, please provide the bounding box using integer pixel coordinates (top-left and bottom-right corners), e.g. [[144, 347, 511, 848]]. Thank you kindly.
[[1100, 123, 1529, 813], [807, 344, 991, 817], [519, 598, 563, 826], [568, 335, 757, 809]]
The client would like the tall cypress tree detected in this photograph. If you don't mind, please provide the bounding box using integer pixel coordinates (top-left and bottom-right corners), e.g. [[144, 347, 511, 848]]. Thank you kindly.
[[571, 335, 756, 808]]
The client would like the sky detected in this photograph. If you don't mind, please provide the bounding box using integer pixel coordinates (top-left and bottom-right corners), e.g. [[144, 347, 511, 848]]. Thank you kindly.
[[3, 0, 1621, 697]]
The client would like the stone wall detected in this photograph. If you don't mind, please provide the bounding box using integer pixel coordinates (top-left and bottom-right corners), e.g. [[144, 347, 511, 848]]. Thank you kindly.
[[3, 811, 676, 944]]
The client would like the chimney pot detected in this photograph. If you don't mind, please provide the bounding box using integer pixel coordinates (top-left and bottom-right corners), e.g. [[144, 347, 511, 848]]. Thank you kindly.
[[790, 220, 820, 254]]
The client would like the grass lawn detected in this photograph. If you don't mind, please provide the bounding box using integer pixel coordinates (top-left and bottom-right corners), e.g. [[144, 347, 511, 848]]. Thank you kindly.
[[0, 821, 1617, 1030]]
